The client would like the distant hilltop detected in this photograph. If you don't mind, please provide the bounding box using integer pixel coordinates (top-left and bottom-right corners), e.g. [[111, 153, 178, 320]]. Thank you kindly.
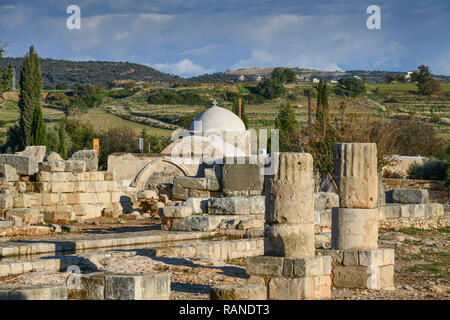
[[0, 57, 182, 89], [1, 57, 449, 87]]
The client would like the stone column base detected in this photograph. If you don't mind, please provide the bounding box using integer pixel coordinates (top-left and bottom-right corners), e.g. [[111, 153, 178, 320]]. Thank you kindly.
[[244, 255, 332, 300], [316, 248, 395, 290]]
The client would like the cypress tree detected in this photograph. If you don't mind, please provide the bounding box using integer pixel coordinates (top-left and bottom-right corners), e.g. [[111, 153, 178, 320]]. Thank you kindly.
[[18, 46, 42, 148], [58, 121, 69, 159], [30, 105, 46, 145], [274, 101, 300, 152], [315, 79, 329, 133]]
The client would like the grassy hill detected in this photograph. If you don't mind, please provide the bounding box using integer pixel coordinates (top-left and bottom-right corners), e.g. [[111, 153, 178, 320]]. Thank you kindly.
[[0, 57, 181, 89]]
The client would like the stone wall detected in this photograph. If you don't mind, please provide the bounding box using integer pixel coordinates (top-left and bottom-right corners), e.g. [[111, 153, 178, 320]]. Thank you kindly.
[[382, 178, 447, 203]]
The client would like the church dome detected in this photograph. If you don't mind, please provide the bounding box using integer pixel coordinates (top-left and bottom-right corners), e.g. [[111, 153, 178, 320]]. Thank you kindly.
[[189, 105, 246, 132]]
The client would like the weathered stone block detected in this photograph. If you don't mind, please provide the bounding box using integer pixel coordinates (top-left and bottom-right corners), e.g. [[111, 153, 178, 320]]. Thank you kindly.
[[39, 160, 65, 172], [104, 273, 170, 300], [0, 164, 19, 181], [0, 154, 38, 176], [332, 266, 371, 289], [43, 210, 74, 223], [314, 192, 339, 210], [13, 193, 32, 208], [283, 256, 328, 277], [68, 274, 105, 300], [70, 150, 98, 172], [380, 265, 394, 290], [334, 143, 378, 209], [264, 223, 315, 258], [331, 207, 378, 250], [210, 284, 266, 300], [15, 146, 46, 163], [246, 255, 284, 276], [268, 276, 329, 300], [0, 194, 13, 209], [222, 157, 264, 193], [185, 197, 208, 214], [391, 188, 429, 204], [43, 151, 63, 162], [8, 208, 41, 224], [72, 204, 103, 219], [359, 249, 384, 267], [64, 160, 86, 173], [208, 197, 255, 215], [160, 205, 192, 218]]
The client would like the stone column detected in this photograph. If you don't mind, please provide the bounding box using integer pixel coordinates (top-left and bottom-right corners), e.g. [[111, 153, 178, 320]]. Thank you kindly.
[[264, 153, 315, 258], [245, 153, 331, 300], [318, 143, 395, 291], [332, 143, 379, 250]]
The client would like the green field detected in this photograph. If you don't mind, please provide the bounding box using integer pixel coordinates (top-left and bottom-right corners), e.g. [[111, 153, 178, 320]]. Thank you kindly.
[[1, 82, 449, 142]]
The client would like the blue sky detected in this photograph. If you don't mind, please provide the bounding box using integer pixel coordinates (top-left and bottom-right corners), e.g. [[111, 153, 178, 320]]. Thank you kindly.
[[0, 0, 449, 77]]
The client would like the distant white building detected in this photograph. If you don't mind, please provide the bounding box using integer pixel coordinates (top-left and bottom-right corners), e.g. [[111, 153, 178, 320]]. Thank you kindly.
[[312, 78, 320, 84], [353, 75, 362, 80], [239, 75, 245, 81], [330, 80, 338, 84], [404, 71, 415, 80], [256, 75, 262, 83]]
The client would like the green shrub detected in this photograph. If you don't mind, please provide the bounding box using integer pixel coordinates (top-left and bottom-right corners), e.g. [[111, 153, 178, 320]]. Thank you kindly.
[[407, 159, 447, 180]]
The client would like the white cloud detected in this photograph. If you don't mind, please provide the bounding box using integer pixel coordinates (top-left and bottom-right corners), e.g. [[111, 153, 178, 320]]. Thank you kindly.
[[115, 31, 129, 40], [231, 50, 273, 69], [151, 59, 214, 77], [180, 44, 217, 55], [139, 13, 175, 22]]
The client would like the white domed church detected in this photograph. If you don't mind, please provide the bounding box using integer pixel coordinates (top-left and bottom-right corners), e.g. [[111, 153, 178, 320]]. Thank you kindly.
[[161, 101, 251, 161]]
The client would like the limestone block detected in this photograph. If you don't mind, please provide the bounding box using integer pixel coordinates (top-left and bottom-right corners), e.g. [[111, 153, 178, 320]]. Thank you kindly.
[[64, 160, 86, 173], [334, 143, 378, 209], [8, 208, 41, 224], [237, 219, 264, 230], [359, 249, 384, 267], [264, 223, 315, 258], [332, 266, 372, 289], [70, 150, 98, 172], [246, 255, 284, 276], [380, 265, 395, 290], [164, 215, 223, 232], [39, 161, 65, 172], [0, 286, 67, 300], [13, 193, 32, 208], [104, 273, 170, 300], [268, 276, 327, 300], [172, 185, 210, 201], [0, 194, 13, 209], [50, 181, 75, 193], [72, 204, 103, 219], [136, 190, 157, 200], [43, 210, 74, 223], [222, 157, 264, 193], [173, 176, 207, 190], [160, 205, 192, 218], [92, 182, 108, 193], [0, 164, 19, 181], [314, 192, 339, 210], [210, 284, 266, 300], [68, 274, 105, 300], [104, 171, 114, 181], [185, 197, 208, 214], [107, 181, 121, 192], [140, 273, 171, 300], [208, 197, 255, 215], [15, 146, 46, 163], [391, 188, 429, 204], [331, 207, 378, 250], [384, 204, 409, 219], [283, 256, 329, 277], [43, 151, 63, 162], [38, 171, 52, 182], [382, 248, 395, 265], [0, 154, 38, 176], [408, 204, 425, 218]]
